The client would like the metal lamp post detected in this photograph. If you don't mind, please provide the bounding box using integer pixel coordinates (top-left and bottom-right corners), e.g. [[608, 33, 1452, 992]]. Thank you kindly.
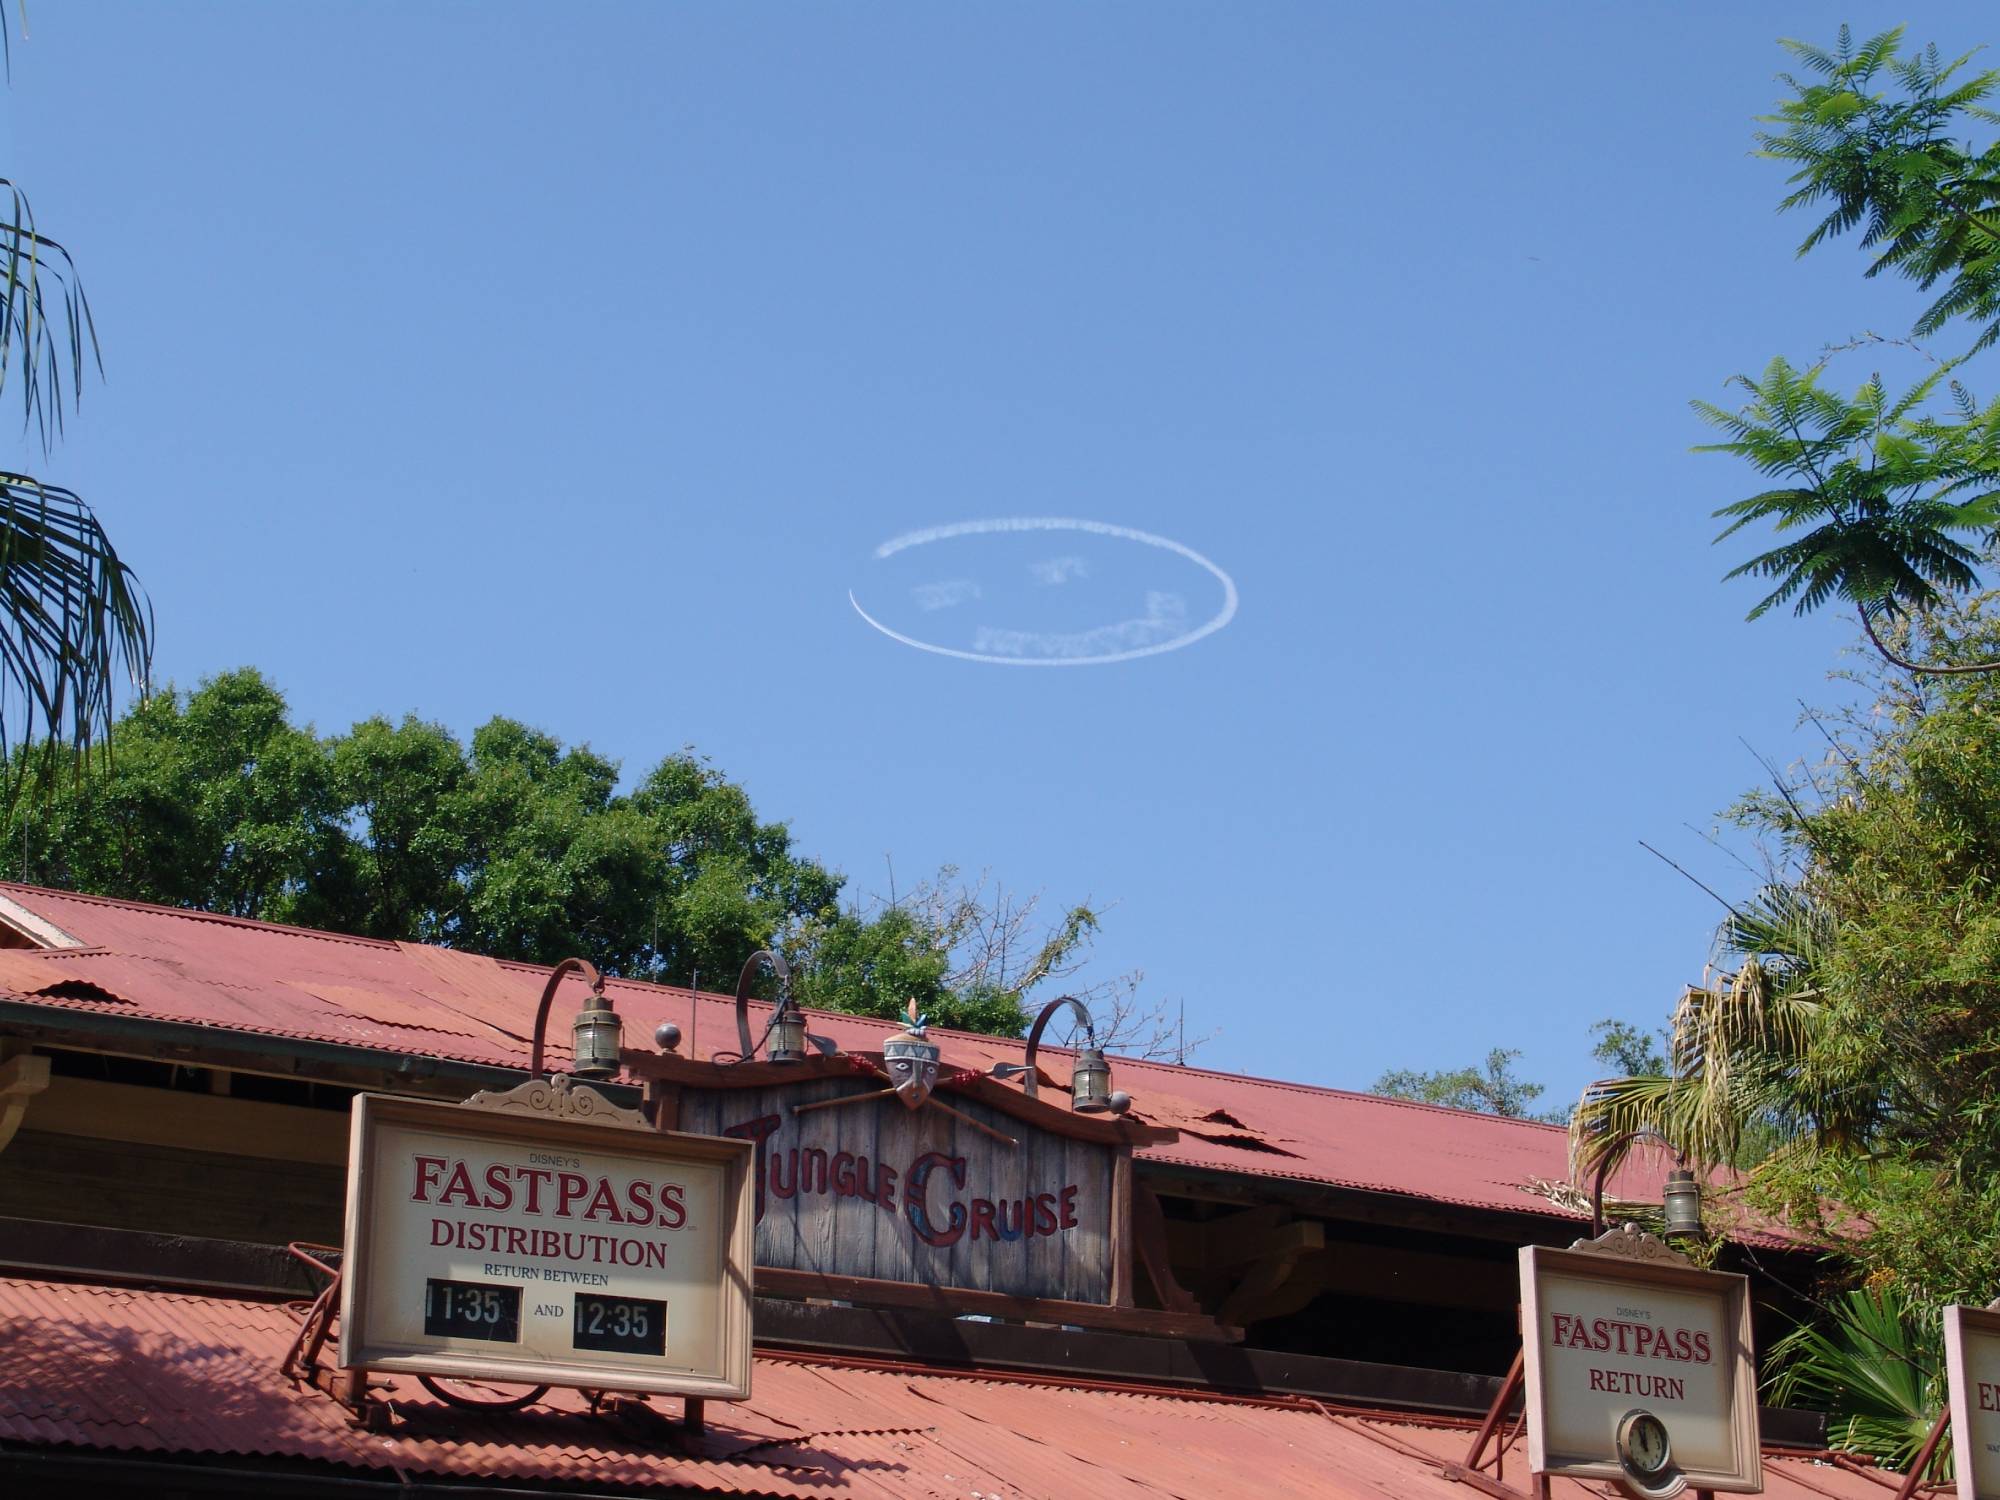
[[1578, 1081, 1703, 1241], [527, 957, 624, 1081], [732, 949, 805, 1063], [1021, 995, 1130, 1115]]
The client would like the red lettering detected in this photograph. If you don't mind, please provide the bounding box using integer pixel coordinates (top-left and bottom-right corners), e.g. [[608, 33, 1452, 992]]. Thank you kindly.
[[905, 1153, 967, 1246], [1551, 1313, 1574, 1345], [970, 1198, 998, 1241], [1981, 1383, 2000, 1412], [1591, 1318, 1610, 1352], [506, 1226, 527, 1256], [1632, 1325, 1655, 1357], [658, 1183, 686, 1230], [430, 1218, 453, 1246], [1588, 1369, 1605, 1391], [876, 1162, 899, 1213], [481, 1163, 513, 1211], [1033, 1192, 1058, 1235], [555, 1171, 589, 1217], [1692, 1332, 1712, 1364], [1060, 1184, 1079, 1229], [833, 1152, 857, 1197], [770, 1149, 798, 1200], [625, 1179, 655, 1226], [1673, 1329, 1694, 1361], [438, 1160, 479, 1207], [855, 1154, 878, 1204], [583, 1179, 625, 1223], [1667, 1377, 1685, 1401], [412, 1155, 447, 1202], [721, 1114, 783, 1224], [520, 1167, 553, 1214]]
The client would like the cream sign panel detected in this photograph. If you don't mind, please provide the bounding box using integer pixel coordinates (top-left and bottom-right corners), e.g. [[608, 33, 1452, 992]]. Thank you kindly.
[[340, 1094, 754, 1401], [1520, 1244, 1761, 1495], [1945, 1304, 2000, 1499]]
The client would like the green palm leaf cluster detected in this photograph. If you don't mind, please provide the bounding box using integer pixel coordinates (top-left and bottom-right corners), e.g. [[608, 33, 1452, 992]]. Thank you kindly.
[[1767, 1287, 1943, 1474], [1699, 359, 2000, 625], [0, 121, 150, 801], [1761, 26, 2000, 351]]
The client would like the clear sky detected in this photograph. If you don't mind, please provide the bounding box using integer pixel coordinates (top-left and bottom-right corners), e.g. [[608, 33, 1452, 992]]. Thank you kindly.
[[1, 3, 1986, 1109]]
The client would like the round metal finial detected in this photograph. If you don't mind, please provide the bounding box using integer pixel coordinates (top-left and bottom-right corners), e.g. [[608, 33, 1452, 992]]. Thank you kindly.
[[1107, 1090, 1131, 1116], [654, 1021, 682, 1053]]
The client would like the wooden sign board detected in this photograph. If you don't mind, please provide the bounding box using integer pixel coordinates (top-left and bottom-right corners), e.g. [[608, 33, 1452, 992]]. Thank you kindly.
[[680, 1075, 1117, 1305], [339, 1089, 755, 1400], [1520, 1240, 1761, 1494], [1946, 1303, 2000, 1498]]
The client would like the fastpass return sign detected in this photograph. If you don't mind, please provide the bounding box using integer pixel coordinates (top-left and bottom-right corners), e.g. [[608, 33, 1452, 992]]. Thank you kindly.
[[1520, 1242, 1761, 1497], [339, 1094, 754, 1400]]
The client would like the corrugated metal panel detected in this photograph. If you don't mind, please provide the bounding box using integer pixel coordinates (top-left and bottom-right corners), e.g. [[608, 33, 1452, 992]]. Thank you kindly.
[[0, 882, 1676, 1226], [0, 1278, 1888, 1498]]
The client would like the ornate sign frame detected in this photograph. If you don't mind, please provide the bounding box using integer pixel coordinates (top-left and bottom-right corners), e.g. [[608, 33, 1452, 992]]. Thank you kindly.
[[1946, 1302, 2000, 1499], [1519, 1231, 1762, 1495], [338, 1083, 755, 1401]]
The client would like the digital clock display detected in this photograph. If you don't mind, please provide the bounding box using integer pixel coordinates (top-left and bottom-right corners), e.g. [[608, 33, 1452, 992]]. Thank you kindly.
[[422, 1278, 521, 1342], [573, 1292, 667, 1356]]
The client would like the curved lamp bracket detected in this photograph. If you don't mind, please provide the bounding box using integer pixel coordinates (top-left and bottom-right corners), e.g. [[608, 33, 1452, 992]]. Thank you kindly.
[[1020, 994, 1097, 1103], [528, 957, 605, 1078], [733, 949, 794, 1061]]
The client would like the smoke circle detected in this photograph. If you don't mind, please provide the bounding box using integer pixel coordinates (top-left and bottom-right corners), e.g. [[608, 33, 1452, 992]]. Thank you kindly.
[[849, 518, 1238, 667]]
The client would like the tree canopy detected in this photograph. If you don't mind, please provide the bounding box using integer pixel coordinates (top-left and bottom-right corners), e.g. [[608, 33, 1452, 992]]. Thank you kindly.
[[8, 668, 1148, 1042]]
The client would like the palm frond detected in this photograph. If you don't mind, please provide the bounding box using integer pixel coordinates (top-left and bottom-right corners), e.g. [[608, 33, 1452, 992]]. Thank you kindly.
[[0, 472, 151, 805]]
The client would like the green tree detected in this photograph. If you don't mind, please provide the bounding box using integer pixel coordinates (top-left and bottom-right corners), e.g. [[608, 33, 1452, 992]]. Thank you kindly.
[[1704, 27, 2000, 674], [1371, 1048, 1558, 1120], [8, 668, 1145, 1042], [0, 35, 151, 798]]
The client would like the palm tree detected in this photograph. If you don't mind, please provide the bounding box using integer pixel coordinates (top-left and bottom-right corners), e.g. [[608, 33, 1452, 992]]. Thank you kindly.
[[1697, 357, 2000, 676], [0, 170, 152, 804], [1767, 1287, 1943, 1475], [1569, 883, 1854, 1193]]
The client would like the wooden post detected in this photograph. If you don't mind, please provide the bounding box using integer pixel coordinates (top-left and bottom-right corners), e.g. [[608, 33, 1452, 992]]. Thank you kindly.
[[1109, 1145, 1134, 1308], [1893, 1407, 1951, 1500]]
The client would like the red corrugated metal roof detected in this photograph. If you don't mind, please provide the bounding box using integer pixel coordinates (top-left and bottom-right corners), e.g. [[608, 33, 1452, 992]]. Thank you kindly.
[[0, 882, 1663, 1226], [0, 1277, 1887, 1498]]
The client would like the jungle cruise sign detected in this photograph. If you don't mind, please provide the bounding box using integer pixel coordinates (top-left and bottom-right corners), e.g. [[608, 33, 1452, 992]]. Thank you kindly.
[[631, 1007, 1181, 1318]]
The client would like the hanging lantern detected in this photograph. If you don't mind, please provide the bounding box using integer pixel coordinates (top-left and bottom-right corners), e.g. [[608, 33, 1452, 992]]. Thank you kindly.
[[1071, 1045, 1113, 1113], [766, 1001, 808, 1064], [570, 987, 624, 1079], [1661, 1167, 1704, 1240]]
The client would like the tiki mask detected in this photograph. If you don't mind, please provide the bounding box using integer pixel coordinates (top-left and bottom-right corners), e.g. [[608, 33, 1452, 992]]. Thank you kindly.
[[882, 1000, 940, 1110]]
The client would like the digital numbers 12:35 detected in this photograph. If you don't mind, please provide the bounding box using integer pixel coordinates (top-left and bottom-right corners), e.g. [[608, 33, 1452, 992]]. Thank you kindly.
[[572, 1293, 667, 1356]]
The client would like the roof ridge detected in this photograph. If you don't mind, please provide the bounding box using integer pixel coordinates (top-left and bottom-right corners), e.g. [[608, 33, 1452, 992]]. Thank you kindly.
[[0, 883, 1565, 1132], [0, 882, 407, 953]]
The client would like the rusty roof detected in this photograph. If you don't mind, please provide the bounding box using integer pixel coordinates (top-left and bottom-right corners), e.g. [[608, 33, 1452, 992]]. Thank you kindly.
[[0, 1276, 1886, 1498], [0, 882, 1674, 1227]]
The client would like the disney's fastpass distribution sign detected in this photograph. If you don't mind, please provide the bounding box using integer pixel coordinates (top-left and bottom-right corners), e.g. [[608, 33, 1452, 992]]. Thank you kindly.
[[339, 1094, 755, 1400], [1520, 1243, 1762, 1497], [1945, 1303, 2000, 1499]]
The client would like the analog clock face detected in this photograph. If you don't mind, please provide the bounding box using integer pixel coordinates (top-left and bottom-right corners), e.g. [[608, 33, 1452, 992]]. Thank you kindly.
[[1618, 1409, 1672, 1477]]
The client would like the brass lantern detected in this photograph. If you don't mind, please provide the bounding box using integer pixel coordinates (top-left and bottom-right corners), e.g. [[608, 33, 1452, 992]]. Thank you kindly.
[[570, 986, 624, 1079], [1070, 1045, 1113, 1113], [1661, 1167, 1704, 1241], [767, 1001, 808, 1064]]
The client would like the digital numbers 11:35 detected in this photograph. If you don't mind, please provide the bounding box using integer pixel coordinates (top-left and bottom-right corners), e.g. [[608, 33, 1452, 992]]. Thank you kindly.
[[422, 1278, 521, 1342]]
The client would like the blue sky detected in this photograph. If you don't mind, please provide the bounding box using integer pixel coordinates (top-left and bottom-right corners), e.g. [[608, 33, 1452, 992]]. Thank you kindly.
[[1, 4, 1986, 1107]]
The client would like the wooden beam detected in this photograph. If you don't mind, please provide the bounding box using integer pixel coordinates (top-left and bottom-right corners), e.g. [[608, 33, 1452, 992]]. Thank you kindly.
[[755, 1266, 1242, 1343], [27, 1075, 347, 1166], [0, 1049, 49, 1154]]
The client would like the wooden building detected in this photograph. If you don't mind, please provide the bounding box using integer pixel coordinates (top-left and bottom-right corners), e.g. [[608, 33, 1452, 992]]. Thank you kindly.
[[0, 882, 1887, 1496]]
